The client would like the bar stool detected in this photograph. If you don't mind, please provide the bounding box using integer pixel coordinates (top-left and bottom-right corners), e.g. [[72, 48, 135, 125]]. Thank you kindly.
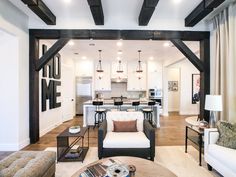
[[127, 101, 140, 112], [142, 101, 156, 124], [93, 101, 106, 129], [114, 100, 123, 111]]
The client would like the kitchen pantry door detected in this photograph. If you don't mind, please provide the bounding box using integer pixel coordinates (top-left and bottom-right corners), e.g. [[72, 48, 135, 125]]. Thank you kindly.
[[61, 65, 75, 122]]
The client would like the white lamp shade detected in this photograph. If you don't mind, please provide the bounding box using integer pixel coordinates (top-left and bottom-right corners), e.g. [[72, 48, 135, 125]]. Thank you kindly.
[[205, 95, 223, 111]]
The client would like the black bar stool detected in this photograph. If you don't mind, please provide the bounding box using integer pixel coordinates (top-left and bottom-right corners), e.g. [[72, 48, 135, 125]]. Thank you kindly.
[[142, 101, 155, 124], [93, 101, 106, 129], [127, 101, 140, 112], [114, 100, 123, 111]]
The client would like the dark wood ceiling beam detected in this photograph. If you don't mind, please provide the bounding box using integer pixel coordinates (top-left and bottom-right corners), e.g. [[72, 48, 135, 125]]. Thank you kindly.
[[171, 39, 204, 72], [205, 0, 225, 9], [185, 0, 225, 27], [87, 0, 104, 25], [30, 29, 210, 41], [138, 0, 159, 26], [36, 38, 69, 71], [21, 0, 56, 25], [22, 0, 38, 5]]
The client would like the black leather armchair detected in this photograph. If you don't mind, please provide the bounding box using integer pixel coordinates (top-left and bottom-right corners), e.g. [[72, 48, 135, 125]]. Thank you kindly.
[[98, 119, 155, 161]]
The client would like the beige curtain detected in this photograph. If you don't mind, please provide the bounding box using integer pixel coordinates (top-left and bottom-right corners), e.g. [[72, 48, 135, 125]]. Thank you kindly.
[[212, 2, 236, 123]]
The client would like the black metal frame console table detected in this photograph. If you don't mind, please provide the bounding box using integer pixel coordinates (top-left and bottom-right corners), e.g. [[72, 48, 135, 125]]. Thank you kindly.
[[185, 125, 204, 166], [57, 127, 89, 162]]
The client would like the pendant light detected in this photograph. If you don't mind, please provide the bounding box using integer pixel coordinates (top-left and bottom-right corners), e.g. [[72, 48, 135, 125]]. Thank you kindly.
[[96, 50, 104, 79], [116, 60, 124, 82], [116, 60, 124, 73], [136, 50, 143, 80]]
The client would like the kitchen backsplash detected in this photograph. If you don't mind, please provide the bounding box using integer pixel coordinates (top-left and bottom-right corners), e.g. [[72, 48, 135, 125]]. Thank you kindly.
[[95, 83, 146, 99]]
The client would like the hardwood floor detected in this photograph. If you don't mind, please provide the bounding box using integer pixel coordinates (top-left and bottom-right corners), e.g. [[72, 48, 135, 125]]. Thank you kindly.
[[0, 113, 194, 159], [23, 112, 191, 150]]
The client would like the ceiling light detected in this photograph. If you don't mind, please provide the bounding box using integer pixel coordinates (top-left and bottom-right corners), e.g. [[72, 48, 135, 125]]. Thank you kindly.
[[117, 41, 123, 47], [63, 0, 71, 4], [117, 50, 122, 55], [82, 56, 87, 60], [173, 0, 182, 4], [89, 43, 95, 46], [68, 40, 74, 46], [163, 42, 171, 47], [117, 57, 121, 60], [149, 56, 154, 60]]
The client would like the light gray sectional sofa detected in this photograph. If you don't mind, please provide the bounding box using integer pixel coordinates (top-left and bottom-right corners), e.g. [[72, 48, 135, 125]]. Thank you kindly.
[[0, 151, 56, 177]]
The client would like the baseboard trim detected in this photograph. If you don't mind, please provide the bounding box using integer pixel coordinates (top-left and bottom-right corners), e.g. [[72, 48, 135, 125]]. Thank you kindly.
[[19, 138, 30, 149], [40, 120, 62, 137], [0, 143, 19, 151], [179, 111, 199, 115]]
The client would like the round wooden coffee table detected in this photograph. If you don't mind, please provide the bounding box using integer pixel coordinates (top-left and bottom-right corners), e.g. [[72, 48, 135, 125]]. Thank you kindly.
[[72, 156, 177, 177]]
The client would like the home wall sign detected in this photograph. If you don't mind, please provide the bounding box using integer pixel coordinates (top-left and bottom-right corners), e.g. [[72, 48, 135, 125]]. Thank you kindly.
[[41, 44, 61, 112]]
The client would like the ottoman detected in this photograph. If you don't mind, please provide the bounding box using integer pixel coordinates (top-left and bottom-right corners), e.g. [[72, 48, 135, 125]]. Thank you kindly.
[[0, 151, 56, 177]]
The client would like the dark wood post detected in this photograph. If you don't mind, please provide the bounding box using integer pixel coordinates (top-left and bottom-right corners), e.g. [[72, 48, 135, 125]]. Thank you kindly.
[[29, 34, 40, 143], [200, 38, 210, 121]]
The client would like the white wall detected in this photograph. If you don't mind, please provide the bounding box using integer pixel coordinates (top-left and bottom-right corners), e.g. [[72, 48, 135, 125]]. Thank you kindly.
[[172, 60, 200, 115], [167, 68, 180, 112], [0, 0, 29, 151], [39, 42, 76, 136]]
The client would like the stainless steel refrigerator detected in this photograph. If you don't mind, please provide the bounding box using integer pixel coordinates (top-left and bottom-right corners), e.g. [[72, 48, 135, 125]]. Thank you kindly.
[[76, 77, 92, 115]]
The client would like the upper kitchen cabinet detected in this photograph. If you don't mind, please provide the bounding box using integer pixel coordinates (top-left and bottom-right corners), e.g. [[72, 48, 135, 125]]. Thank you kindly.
[[76, 60, 93, 77], [147, 61, 163, 89], [111, 61, 127, 79], [94, 61, 111, 91], [127, 61, 147, 91]]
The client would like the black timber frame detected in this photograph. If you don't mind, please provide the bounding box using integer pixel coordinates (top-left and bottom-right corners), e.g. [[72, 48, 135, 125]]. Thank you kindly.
[[87, 0, 104, 25], [138, 0, 160, 26], [29, 29, 210, 143], [21, 0, 56, 25], [185, 0, 225, 27]]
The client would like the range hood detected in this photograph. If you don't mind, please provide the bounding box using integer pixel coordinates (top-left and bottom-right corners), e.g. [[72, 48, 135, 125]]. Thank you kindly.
[[111, 78, 127, 83]]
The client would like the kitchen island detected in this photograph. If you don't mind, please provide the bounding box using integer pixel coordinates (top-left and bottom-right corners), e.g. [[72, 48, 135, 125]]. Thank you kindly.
[[83, 99, 160, 128]]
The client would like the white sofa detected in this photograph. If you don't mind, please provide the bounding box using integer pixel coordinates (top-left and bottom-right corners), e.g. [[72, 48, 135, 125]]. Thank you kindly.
[[204, 128, 236, 177], [98, 111, 155, 160]]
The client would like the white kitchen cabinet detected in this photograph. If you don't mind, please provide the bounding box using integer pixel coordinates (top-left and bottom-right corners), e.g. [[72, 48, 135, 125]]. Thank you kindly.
[[76, 60, 93, 77], [127, 61, 147, 91], [147, 61, 163, 89], [111, 61, 127, 79], [94, 61, 111, 91]]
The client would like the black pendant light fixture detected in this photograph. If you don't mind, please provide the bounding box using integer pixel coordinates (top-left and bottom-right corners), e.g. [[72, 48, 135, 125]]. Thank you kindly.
[[116, 60, 124, 73], [136, 50, 143, 80], [96, 50, 104, 79]]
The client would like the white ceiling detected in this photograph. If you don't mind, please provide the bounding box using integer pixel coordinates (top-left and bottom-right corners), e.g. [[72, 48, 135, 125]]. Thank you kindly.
[[41, 39, 199, 62], [9, 0, 208, 30]]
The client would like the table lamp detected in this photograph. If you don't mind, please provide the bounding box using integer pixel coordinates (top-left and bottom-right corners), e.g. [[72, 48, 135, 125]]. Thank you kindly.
[[205, 95, 222, 127]]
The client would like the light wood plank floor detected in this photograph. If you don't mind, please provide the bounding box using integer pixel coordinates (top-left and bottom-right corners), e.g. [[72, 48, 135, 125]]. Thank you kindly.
[[0, 113, 194, 160]]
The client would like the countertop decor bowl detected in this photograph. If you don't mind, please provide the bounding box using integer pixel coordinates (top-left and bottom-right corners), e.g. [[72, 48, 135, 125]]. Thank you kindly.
[[69, 126, 81, 134]]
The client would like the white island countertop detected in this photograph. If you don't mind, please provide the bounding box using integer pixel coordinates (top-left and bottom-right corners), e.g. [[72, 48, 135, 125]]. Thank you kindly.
[[83, 99, 160, 128]]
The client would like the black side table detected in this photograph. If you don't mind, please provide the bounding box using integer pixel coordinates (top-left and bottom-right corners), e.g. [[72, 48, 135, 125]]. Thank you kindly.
[[185, 125, 204, 166], [57, 127, 89, 162]]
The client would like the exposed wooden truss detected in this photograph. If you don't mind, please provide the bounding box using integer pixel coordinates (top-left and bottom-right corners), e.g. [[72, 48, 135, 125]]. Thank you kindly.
[[87, 0, 104, 25], [185, 0, 225, 27], [138, 0, 159, 26], [21, 0, 56, 25]]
